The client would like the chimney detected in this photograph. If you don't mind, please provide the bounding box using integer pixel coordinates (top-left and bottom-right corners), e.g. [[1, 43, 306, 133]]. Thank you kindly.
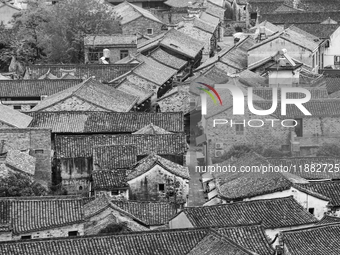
[[259, 26, 266, 40]]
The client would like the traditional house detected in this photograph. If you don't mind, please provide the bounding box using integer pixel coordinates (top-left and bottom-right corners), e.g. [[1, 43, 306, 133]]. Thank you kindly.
[[84, 35, 137, 64], [205, 0, 227, 23], [138, 28, 205, 75], [111, 53, 177, 99], [178, 17, 219, 61], [23, 63, 138, 83], [157, 84, 190, 114], [54, 133, 187, 194], [0, 196, 85, 241], [127, 153, 190, 203], [231, 0, 248, 23], [0, 226, 271, 255], [107, 0, 168, 9], [248, 20, 283, 38], [0, 1, 21, 28], [29, 78, 139, 113], [280, 223, 340, 254], [112, 1, 164, 37], [0, 128, 51, 187], [0, 80, 81, 111], [247, 28, 321, 73], [169, 196, 318, 242]]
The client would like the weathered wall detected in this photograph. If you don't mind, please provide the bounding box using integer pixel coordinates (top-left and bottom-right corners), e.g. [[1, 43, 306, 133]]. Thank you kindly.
[[109, 47, 137, 63], [0, 129, 52, 187], [323, 27, 340, 67], [168, 211, 193, 229], [12, 223, 84, 240], [127, 164, 189, 202], [122, 16, 163, 37], [41, 96, 109, 112]]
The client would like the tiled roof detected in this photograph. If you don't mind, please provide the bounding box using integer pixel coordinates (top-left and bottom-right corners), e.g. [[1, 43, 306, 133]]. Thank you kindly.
[[84, 34, 137, 46], [187, 230, 257, 255], [205, 0, 225, 20], [199, 12, 220, 27], [267, 157, 340, 179], [30, 78, 139, 112], [0, 200, 10, 231], [0, 80, 82, 97], [178, 24, 211, 55], [132, 123, 173, 134], [160, 29, 205, 59], [261, 11, 340, 25], [214, 152, 292, 200], [132, 54, 177, 85], [111, 200, 177, 226], [253, 99, 340, 118], [93, 145, 137, 170], [273, 3, 303, 12], [113, 1, 163, 25], [25, 64, 137, 83], [115, 78, 153, 104], [165, 0, 198, 8], [193, 17, 217, 34], [294, 181, 340, 206], [248, 0, 284, 15], [180, 196, 318, 228], [3, 150, 36, 176], [316, 215, 340, 225], [282, 223, 340, 255], [0, 228, 216, 255], [55, 133, 187, 158], [149, 48, 187, 70], [157, 85, 191, 114], [253, 87, 329, 100], [28, 112, 184, 133], [92, 170, 129, 190], [249, 20, 283, 35], [294, 24, 340, 38], [238, 69, 267, 87], [127, 153, 190, 180], [324, 77, 340, 94], [0, 104, 32, 128], [295, 0, 340, 12], [0, 196, 84, 235], [214, 225, 275, 255]]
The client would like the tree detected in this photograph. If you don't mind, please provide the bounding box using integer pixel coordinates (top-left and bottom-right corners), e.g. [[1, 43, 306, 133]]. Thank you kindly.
[[0, 0, 121, 65], [0, 172, 48, 197]]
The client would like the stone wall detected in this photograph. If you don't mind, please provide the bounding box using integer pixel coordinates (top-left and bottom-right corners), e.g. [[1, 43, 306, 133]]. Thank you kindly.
[[0, 128, 52, 187], [205, 108, 291, 158], [12, 223, 84, 240], [122, 17, 164, 37], [42, 96, 109, 112], [127, 164, 189, 202]]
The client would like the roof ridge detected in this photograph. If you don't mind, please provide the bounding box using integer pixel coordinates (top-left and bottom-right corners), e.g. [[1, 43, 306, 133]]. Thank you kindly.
[[282, 222, 340, 234]]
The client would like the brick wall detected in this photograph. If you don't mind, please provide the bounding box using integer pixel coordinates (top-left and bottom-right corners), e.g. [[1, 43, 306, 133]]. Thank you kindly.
[[0, 128, 52, 187], [42, 97, 109, 112], [127, 164, 189, 202], [122, 17, 163, 37], [205, 108, 291, 158], [109, 47, 137, 63], [12, 223, 84, 240]]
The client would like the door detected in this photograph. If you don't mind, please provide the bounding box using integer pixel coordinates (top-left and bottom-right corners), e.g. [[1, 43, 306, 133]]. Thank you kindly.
[[294, 119, 303, 137]]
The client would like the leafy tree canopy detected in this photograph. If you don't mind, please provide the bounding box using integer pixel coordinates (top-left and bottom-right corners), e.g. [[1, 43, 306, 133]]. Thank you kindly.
[[0, 172, 48, 197]]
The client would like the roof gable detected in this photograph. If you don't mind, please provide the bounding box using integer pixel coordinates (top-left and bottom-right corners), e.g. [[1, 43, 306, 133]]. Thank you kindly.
[[132, 123, 173, 135]]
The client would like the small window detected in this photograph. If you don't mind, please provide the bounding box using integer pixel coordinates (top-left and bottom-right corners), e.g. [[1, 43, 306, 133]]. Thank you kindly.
[[308, 208, 315, 215], [147, 28, 153, 35], [13, 105, 21, 110], [21, 235, 31, 240], [335, 56, 340, 66], [120, 50, 129, 60], [235, 124, 244, 135], [158, 184, 165, 192], [35, 149, 44, 154], [111, 190, 119, 195], [68, 231, 78, 237], [79, 186, 83, 191]]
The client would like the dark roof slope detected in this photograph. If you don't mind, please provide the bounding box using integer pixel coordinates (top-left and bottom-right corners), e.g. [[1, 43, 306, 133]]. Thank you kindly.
[[93, 145, 137, 169], [282, 223, 340, 255], [92, 170, 129, 190], [25, 64, 137, 83], [111, 200, 177, 226], [294, 24, 340, 39], [0, 80, 82, 97], [180, 196, 318, 228], [28, 112, 184, 133], [253, 87, 329, 100], [55, 133, 187, 158]]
